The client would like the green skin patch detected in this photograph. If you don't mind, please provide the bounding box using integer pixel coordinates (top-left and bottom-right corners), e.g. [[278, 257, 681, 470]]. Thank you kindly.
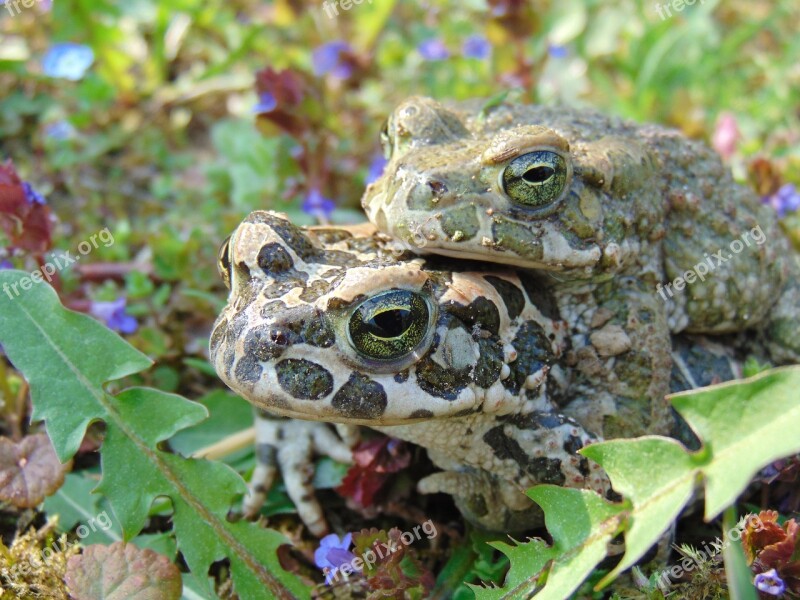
[[491, 218, 545, 261], [440, 204, 481, 242]]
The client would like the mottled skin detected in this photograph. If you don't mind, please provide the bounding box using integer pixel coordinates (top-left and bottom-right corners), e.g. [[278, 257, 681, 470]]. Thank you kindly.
[[211, 211, 609, 534], [362, 96, 800, 440]]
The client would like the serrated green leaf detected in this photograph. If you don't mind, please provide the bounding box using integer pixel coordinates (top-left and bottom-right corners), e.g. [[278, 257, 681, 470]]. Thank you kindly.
[[0, 272, 308, 599], [0, 271, 152, 460], [581, 437, 697, 584], [477, 366, 800, 598], [471, 486, 623, 600], [670, 367, 800, 520]]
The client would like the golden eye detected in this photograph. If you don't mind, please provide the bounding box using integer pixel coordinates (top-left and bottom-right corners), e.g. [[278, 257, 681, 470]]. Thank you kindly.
[[502, 150, 569, 210], [348, 289, 430, 361], [217, 236, 232, 289]]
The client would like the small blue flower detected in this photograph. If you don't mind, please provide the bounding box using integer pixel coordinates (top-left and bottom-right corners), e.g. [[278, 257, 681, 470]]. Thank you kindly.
[[462, 35, 491, 60], [253, 91, 277, 114], [89, 298, 138, 334], [548, 44, 568, 59], [44, 120, 77, 140], [22, 182, 47, 205], [302, 188, 336, 220], [366, 154, 387, 184], [0, 259, 12, 269], [314, 533, 359, 583], [42, 43, 94, 81], [763, 183, 800, 217], [754, 569, 786, 596], [312, 41, 353, 79], [418, 38, 450, 61]]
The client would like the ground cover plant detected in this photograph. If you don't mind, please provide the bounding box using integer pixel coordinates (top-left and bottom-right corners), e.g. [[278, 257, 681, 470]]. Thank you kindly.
[[0, 1, 799, 598]]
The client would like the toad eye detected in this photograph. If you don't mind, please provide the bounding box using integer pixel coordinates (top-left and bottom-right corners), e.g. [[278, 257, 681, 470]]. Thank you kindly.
[[379, 120, 393, 160], [501, 150, 569, 209], [217, 236, 232, 289], [348, 289, 431, 362]]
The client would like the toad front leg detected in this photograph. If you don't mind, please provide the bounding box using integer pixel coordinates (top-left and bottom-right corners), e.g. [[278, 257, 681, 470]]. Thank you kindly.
[[245, 409, 356, 536], [378, 411, 609, 532]]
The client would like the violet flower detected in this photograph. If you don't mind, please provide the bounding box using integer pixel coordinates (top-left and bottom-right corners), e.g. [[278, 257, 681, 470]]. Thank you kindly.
[[89, 298, 138, 334], [42, 43, 94, 81], [754, 569, 786, 596], [314, 532, 359, 584], [763, 183, 800, 218], [418, 38, 450, 61], [462, 35, 491, 60], [312, 41, 353, 79], [302, 188, 336, 220]]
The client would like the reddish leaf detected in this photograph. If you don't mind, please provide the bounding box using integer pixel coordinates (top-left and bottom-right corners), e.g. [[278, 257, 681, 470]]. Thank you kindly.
[[254, 68, 311, 137], [65, 542, 182, 600], [0, 433, 72, 507], [336, 437, 410, 507], [0, 160, 53, 253], [351, 528, 435, 596], [745, 511, 800, 594], [744, 511, 787, 563]]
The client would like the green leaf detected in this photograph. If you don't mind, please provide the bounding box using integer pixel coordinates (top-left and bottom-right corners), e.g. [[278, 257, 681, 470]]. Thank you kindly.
[[671, 367, 800, 519], [43, 472, 124, 546], [0, 271, 152, 460], [722, 507, 759, 600], [168, 390, 253, 457], [471, 487, 623, 600], [477, 366, 800, 597], [0, 272, 307, 599], [582, 437, 698, 585]]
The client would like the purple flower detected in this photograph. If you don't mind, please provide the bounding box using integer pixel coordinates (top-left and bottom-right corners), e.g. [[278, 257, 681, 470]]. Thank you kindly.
[[366, 154, 387, 184], [548, 44, 568, 59], [312, 41, 353, 79], [44, 120, 76, 140], [763, 183, 800, 217], [418, 38, 450, 61], [0, 259, 12, 269], [302, 188, 336, 220], [253, 91, 277, 114], [89, 298, 138, 334], [754, 569, 786, 596], [462, 35, 491, 60], [22, 182, 47, 205], [42, 43, 94, 81], [314, 533, 359, 583]]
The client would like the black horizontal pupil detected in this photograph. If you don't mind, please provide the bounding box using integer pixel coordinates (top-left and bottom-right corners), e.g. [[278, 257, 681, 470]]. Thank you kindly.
[[366, 309, 412, 339], [523, 166, 554, 184]]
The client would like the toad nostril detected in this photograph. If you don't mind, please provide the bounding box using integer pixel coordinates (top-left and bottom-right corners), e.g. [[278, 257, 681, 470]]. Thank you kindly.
[[428, 180, 449, 198]]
